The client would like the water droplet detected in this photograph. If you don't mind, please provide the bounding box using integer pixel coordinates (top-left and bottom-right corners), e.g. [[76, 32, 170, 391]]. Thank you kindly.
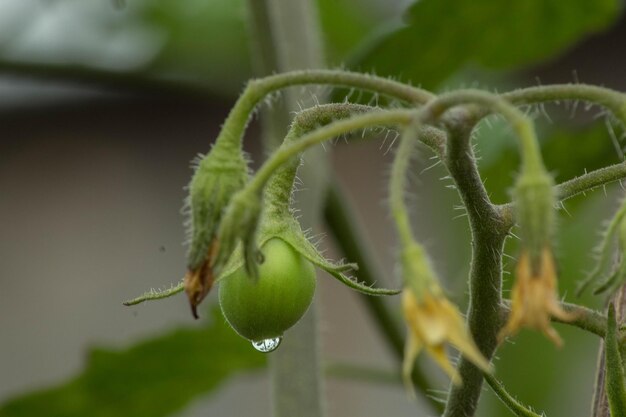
[[252, 337, 282, 353]]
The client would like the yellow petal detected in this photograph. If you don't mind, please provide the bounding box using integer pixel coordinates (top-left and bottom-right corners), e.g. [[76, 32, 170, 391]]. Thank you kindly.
[[499, 247, 576, 347], [426, 344, 461, 385], [402, 331, 423, 397], [402, 287, 492, 386]]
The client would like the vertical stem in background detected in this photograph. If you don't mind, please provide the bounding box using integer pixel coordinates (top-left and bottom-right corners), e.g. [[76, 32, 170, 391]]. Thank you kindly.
[[441, 113, 507, 417], [324, 183, 444, 415], [245, 1, 327, 416], [591, 285, 626, 417]]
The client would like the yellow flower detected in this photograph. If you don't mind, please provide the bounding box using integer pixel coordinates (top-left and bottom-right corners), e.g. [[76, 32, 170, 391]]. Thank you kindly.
[[498, 247, 575, 347], [402, 285, 492, 390]]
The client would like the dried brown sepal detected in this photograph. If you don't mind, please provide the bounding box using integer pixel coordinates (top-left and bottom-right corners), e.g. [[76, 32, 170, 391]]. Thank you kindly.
[[184, 239, 220, 319]]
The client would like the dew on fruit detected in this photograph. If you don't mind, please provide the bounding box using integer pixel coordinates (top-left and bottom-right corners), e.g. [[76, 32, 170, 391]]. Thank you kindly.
[[252, 337, 282, 353]]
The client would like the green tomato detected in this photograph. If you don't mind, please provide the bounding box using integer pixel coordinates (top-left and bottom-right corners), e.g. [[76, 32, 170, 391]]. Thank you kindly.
[[218, 237, 316, 342]]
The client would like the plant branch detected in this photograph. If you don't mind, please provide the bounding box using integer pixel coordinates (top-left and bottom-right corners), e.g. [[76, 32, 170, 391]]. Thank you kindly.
[[591, 284, 626, 417], [426, 89, 546, 173], [441, 109, 508, 417], [502, 84, 626, 125], [498, 162, 626, 229], [208, 69, 433, 159], [500, 301, 608, 338], [484, 373, 545, 417], [247, 109, 414, 193], [603, 303, 626, 416], [122, 280, 184, 306], [554, 163, 626, 201]]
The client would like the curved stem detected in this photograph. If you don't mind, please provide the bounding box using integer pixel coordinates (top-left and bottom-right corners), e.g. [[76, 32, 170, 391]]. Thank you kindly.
[[484, 373, 544, 417], [502, 84, 626, 125], [264, 103, 377, 217], [426, 90, 546, 173], [212, 70, 433, 156], [498, 162, 626, 229], [555, 162, 626, 201], [389, 123, 421, 248], [122, 280, 184, 306], [500, 301, 608, 338], [247, 109, 414, 193]]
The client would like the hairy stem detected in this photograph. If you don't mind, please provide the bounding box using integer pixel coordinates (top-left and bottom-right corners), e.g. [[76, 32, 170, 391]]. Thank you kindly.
[[389, 122, 422, 248], [484, 373, 544, 417], [211, 70, 432, 156], [498, 162, 626, 229], [603, 303, 626, 416], [427, 90, 546, 173], [442, 110, 507, 417], [247, 109, 414, 193], [502, 84, 626, 125], [555, 163, 626, 201], [591, 285, 626, 417]]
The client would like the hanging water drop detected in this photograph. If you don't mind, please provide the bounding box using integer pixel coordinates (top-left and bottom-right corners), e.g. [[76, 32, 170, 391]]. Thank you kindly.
[[252, 337, 282, 352]]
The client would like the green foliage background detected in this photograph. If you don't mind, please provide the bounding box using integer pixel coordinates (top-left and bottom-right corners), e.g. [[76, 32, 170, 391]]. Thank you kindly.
[[0, 0, 624, 416]]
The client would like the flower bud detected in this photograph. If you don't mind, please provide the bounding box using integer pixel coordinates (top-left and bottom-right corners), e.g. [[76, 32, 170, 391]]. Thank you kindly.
[[502, 166, 577, 345], [184, 145, 249, 318], [513, 169, 555, 274], [499, 248, 575, 347]]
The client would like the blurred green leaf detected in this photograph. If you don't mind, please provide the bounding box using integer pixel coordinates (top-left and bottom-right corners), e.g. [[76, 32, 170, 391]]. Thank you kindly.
[[141, 0, 251, 96], [353, 0, 622, 89], [0, 309, 266, 417], [317, 0, 374, 65]]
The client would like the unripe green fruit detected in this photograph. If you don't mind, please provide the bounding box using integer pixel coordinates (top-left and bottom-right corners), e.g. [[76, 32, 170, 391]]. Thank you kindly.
[[218, 238, 316, 342]]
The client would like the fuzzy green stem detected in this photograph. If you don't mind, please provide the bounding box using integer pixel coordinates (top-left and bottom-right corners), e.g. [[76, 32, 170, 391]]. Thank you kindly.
[[212, 70, 433, 155], [263, 103, 376, 217], [605, 303, 626, 416], [428, 90, 546, 174], [502, 84, 626, 126], [484, 373, 544, 417], [389, 123, 421, 248], [441, 110, 507, 417], [122, 280, 184, 306], [247, 109, 414, 194], [555, 162, 626, 201], [498, 162, 626, 230]]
